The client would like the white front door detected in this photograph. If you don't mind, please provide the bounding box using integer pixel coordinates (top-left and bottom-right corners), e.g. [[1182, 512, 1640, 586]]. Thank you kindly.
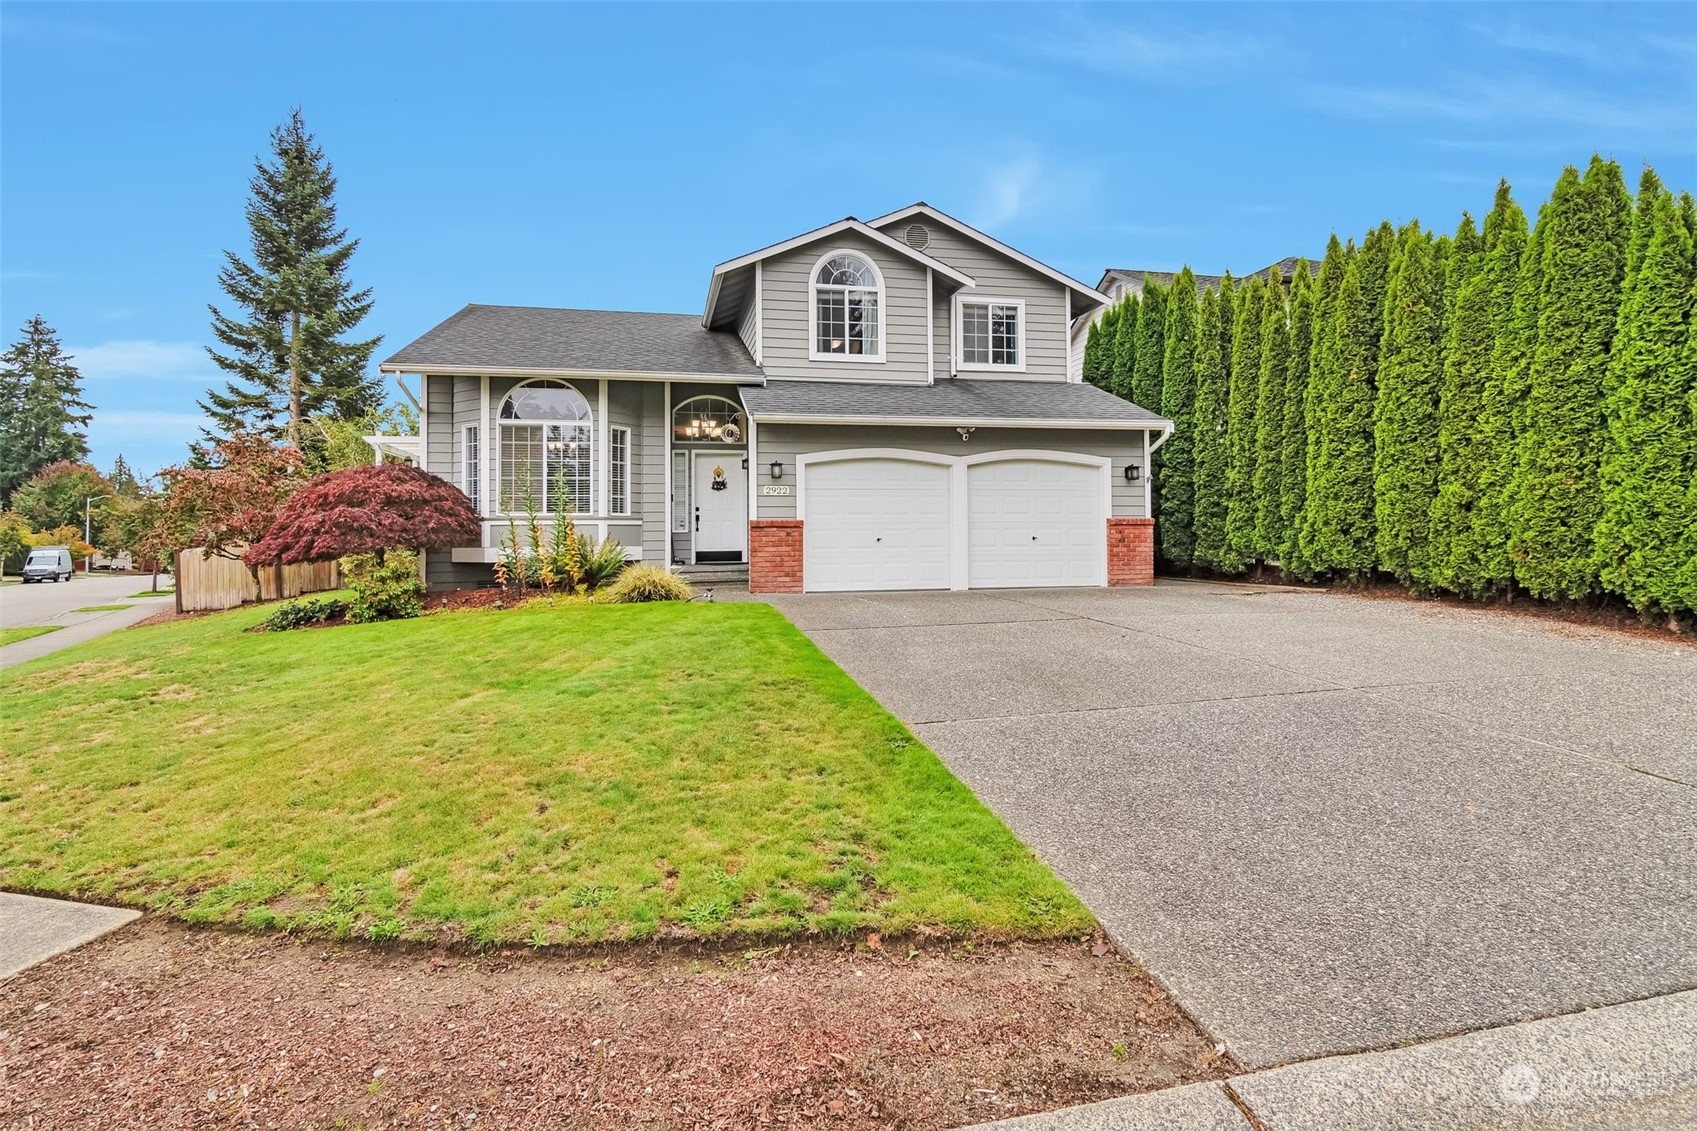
[[692, 451, 748, 561], [967, 459, 1106, 588], [803, 457, 952, 591]]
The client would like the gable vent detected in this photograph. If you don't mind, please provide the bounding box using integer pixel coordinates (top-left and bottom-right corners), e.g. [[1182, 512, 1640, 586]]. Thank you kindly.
[[903, 223, 930, 251]]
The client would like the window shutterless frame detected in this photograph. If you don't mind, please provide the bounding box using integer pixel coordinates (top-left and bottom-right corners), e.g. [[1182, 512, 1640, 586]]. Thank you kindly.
[[610, 426, 631, 516], [808, 248, 886, 362], [463, 424, 481, 514], [953, 295, 1026, 373]]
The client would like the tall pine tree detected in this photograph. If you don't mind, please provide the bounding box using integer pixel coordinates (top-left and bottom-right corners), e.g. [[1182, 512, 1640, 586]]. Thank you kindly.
[[1191, 285, 1230, 568], [1111, 297, 1140, 401], [202, 108, 382, 450], [1594, 180, 1696, 614], [1372, 222, 1445, 586], [1221, 275, 1265, 571], [1472, 185, 1537, 594], [1427, 212, 1491, 594], [1157, 270, 1200, 568], [1510, 156, 1630, 599], [1279, 261, 1316, 573], [1252, 272, 1290, 559], [0, 316, 93, 506], [1304, 249, 1378, 576]]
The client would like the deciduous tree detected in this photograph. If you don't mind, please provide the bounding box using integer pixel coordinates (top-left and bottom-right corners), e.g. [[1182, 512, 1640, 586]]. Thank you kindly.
[[10, 461, 113, 541], [245, 463, 480, 567]]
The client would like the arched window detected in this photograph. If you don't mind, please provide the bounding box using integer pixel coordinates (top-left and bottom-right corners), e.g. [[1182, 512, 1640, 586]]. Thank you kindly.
[[810, 250, 883, 360], [672, 395, 744, 444], [498, 379, 592, 513]]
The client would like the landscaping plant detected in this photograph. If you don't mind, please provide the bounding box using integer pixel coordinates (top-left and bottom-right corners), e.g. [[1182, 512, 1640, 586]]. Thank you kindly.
[[260, 595, 348, 631], [344, 550, 424, 623], [598, 563, 693, 604]]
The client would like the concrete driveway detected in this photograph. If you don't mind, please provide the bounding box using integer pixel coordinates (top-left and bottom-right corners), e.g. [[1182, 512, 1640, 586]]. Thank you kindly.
[[0, 574, 173, 669], [768, 582, 1697, 1069]]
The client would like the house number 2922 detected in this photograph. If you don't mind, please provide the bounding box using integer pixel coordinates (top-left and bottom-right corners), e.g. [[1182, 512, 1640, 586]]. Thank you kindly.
[[760, 485, 792, 496]]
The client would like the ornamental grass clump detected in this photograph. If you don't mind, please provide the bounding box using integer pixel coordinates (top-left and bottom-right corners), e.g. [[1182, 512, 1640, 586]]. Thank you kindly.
[[598, 563, 693, 604]]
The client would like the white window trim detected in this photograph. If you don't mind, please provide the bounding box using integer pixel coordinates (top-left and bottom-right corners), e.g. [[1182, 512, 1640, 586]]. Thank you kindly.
[[462, 423, 481, 515], [953, 294, 1027, 373], [610, 425, 631, 516], [807, 247, 887, 364], [495, 377, 595, 517], [672, 394, 746, 444]]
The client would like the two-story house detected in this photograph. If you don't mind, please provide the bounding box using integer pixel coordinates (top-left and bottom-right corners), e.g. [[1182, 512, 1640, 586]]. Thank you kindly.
[[379, 203, 1172, 594]]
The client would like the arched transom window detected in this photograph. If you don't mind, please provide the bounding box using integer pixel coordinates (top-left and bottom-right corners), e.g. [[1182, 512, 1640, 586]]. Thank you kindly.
[[672, 396, 744, 444], [498, 379, 592, 513], [811, 251, 882, 359]]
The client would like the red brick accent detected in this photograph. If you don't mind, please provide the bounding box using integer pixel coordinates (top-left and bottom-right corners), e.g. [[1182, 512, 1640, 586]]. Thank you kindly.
[[1107, 517, 1155, 586], [749, 519, 804, 593]]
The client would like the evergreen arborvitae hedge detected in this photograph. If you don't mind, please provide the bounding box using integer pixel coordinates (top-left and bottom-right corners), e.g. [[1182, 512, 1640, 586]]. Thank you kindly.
[[1472, 186, 1537, 595], [1299, 238, 1348, 570], [1427, 212, 1490, 594], [1510, 157, 1631, 599], [1191, 285, 1230, 568], [1372, 222, 1445, 586], [1594, 183, 1696, 614], [1082, 315, 1109, 389], [1133, 282, 1168, 414], [1158, 270, 1200, 568], [1304, 249, 1378, 575], [1111, 297, 1140, 401], [1252, 273, 1290, 559], [1279, 261, 1316, 574], [1221, 276, 1265, 571]]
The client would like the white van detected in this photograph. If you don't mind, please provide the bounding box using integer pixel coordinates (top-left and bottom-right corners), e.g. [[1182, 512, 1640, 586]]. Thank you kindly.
[[22, 546, 74, 583]]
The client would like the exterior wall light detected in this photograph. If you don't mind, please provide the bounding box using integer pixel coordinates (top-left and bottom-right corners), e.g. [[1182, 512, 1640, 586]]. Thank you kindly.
[[769, 460, 784, 480], [1124, 464, 1142, 482]]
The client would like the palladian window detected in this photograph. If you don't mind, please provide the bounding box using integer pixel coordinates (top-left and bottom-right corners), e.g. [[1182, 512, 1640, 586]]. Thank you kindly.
[[812, 252, 882, 359], [498, 379, 592, 513]]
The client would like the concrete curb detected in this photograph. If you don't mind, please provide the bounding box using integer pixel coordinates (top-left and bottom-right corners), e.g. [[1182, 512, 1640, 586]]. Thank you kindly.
[[965, 989, 1697, 1130]]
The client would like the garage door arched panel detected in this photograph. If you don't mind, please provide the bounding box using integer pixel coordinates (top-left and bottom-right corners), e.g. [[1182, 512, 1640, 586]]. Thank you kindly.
[[801, 455, 953, 592], [966, 456, 1107, 589]]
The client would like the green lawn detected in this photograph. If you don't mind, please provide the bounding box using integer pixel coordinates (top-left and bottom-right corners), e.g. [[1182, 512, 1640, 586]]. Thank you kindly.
[[130, 589, 174, 597], [73, 604, 133, 613], [0, 625, 62, 647], [0, 600, 1090, 946]]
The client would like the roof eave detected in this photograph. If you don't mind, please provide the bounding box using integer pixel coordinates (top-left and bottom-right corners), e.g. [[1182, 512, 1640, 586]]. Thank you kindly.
[[743, 411, 1172, 431], [377, 361, 766, 384], [865, 203, 1112, 309]]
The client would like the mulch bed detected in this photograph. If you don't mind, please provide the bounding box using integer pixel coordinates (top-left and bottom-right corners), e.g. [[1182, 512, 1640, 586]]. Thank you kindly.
[[0, 919, 1231, 1130], [423, 587, 513, 613]]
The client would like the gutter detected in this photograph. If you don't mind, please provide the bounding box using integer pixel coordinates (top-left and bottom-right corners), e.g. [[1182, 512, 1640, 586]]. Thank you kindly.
[[744, 412, 1174, 432], [377, 362, 766, 385]]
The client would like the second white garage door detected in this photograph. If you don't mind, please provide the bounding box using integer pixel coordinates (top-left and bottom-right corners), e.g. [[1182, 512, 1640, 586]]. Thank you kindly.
[[803, 457, 952, 592], [967, 459, 1106, 588]]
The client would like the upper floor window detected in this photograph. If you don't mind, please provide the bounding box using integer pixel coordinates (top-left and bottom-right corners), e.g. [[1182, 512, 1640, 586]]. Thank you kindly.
[[673, 395, 744, 443], [811, 251, 883, 361], [957, 297, 1025, 371], [498, 379, 592, 514]]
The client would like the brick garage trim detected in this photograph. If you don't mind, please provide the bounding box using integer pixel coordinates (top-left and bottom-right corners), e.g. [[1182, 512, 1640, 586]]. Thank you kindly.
[[749, 519, 804, 594], [1107, 517, 1155, 587]]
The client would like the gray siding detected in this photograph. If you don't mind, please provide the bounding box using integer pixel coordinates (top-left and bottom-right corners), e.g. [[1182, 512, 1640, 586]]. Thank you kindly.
[[452, 376, 480, 504], [637, 382, 667, 561], [755, 424, 1149, 520], [425, 373, 454, 476], [423, 551, 492, 590], [877, 220, 1071, 382], [736, 284, 760, 364], [760, 229, 931, 383]]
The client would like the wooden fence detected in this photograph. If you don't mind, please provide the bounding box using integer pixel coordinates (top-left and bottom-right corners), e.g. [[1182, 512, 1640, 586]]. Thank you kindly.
[[175, 548, 341, 613]]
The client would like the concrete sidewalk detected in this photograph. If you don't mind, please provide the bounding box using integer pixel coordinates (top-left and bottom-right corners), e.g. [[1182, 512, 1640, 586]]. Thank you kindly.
[[0, 592, 172, 670], [0, 892, 140, 979], [970, 989, 1697, 1130]]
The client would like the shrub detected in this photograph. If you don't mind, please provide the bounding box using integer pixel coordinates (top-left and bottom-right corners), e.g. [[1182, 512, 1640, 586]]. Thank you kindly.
[[344, 550, 424, 623], [577, 536, 628, 592], [597, 563, 693, 604], [260, 596, 348, 632]]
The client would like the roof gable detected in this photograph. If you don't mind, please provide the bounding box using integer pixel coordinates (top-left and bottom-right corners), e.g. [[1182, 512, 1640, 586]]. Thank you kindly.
[[867, 203, 1110, 311]]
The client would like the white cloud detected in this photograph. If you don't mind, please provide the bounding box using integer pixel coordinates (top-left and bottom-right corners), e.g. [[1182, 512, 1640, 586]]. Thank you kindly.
[[65, 339, 211, 381], [1310, 74, 1694, 137], [965, 149, 1099, 233], [1030, 16, 1270, 74]]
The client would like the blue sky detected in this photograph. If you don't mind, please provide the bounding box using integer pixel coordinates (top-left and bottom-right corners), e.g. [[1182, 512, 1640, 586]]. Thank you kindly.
[[3, 2, 1693, 477]]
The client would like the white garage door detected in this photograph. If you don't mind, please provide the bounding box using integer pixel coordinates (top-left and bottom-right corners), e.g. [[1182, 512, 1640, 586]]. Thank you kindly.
[[967, 459, 1105, 588], [803, 458, 952, 592]]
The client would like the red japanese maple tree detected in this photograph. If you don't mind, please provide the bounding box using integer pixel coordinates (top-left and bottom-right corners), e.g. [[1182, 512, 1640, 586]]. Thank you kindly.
[[244, 463, 480, 567]]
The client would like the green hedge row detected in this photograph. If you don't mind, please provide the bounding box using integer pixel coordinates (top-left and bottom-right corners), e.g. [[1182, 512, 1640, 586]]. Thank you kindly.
[[1084, 156, 1697, 619]]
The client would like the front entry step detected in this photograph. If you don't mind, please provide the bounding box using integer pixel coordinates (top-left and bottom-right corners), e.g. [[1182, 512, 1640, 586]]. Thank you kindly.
[[679, 564, 750, 585]]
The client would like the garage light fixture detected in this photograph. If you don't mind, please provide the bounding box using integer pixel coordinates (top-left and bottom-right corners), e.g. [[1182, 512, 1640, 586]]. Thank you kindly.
[[1124, 463, 1142, 482], [769, 460, 784, 480], [956, 426, 976, 442]]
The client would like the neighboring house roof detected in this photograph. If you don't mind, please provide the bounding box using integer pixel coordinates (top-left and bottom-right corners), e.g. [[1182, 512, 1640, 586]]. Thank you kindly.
[[741, 377, 1171, 430], [1095, 257, 1318, 298], [869, 203, 1112, 313], [703, 217, 975, 331], [380, 305, 763, 380]]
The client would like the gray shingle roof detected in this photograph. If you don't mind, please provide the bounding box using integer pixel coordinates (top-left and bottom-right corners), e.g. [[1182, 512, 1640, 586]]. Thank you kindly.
[[740, 378, 1170, 428], [382, 305, 763, 378], [1099, 257, 1317, 297]]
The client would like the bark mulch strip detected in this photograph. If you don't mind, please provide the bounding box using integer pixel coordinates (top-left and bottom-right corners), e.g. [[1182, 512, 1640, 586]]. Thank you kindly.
[[0, 919, 1232, 1129]]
